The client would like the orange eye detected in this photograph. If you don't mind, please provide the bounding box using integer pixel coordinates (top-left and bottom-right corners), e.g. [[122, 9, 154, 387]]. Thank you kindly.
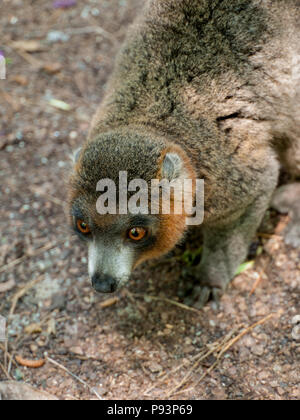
[[128, 227, 147, 241], [77, 219, 91, 234]]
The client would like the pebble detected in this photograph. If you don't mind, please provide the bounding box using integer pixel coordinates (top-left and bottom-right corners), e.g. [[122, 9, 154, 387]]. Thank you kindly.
[[145, 362, 162, 373], [69, 346, 84, 356], [69, 131, 78, 140], [251, 345, 265, 356], [47, 31, 70, 43]]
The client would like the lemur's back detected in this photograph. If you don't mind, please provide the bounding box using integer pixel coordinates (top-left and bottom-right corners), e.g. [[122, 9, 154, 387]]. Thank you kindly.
[[90, 0, 300, 176]]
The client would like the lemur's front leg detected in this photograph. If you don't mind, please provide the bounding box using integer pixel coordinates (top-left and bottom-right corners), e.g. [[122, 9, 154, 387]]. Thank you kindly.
[[184, 176, 278, 309], [272, 183, 300, 248]]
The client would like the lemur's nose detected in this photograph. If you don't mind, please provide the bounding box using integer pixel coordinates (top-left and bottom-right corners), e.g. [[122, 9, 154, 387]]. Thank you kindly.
[[91, 273, 117, 293]]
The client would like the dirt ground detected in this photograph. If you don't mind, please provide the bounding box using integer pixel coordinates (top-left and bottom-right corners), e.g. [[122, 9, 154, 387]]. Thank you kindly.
[[0, 0, 299, 400]]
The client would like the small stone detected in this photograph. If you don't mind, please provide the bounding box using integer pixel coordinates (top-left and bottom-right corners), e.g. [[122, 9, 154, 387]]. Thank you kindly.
[[30, 344, 38, 353], [69, 346, 84, 356], [251, 345, 265, 356], [47, 31, 70, 43], [145, 362, 162, 373]]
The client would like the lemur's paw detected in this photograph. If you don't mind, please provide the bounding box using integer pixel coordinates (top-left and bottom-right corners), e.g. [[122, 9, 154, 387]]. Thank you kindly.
[[183, 285, 223, 309], [181, 266, 225, 309], [284, 221, 300, 248], [272, 183, 300, 248]]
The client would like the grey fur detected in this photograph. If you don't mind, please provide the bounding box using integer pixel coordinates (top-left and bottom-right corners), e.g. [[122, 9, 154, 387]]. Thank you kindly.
[[69, 0, 300, 307], [162, 153, 183, 181]]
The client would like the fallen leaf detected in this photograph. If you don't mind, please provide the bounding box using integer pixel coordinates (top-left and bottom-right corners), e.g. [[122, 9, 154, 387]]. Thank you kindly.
[[11, 40, 46, 53], [24, 323, 42, 335], [42, 62, 62, 74], [10, 75, 28, 86], [99, 297, 119, 309], [47, 318, 56, 336], [235, 261, 255, 276], [48, 98, 72, 111], [235, 260, 255, 276]]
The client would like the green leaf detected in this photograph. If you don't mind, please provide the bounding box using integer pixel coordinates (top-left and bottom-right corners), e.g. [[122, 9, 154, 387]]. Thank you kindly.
[[181, 247, 202, 266], [235, 260, 255, 276]]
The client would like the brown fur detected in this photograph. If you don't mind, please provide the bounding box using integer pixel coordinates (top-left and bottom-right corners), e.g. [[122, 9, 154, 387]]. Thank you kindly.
[[69, 0, 300, 307]]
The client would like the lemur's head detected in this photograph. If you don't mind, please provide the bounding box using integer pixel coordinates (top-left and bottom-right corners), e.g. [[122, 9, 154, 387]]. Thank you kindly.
[[68, 129, 196, 294]]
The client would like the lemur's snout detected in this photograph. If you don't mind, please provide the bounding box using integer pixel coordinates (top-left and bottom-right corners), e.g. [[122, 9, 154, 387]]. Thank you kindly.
[[91, 273, 117, 293]]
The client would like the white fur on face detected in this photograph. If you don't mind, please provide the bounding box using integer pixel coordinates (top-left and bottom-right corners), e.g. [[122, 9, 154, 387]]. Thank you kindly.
[[88, 240, 134, 287], [88, 241, 98, 278]]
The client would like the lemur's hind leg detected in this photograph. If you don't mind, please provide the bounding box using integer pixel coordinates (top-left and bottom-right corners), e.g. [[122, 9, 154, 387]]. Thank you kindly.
[[184, 169, 278, 309], [272, 183, 300, 248], [273, 132, 300, 247]]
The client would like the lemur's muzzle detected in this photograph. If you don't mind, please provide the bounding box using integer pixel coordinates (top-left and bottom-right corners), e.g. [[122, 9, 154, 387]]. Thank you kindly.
[[91, 273, 117, 293]]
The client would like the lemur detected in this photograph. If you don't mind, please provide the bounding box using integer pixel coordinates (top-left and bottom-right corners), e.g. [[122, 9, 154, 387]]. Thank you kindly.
[[68, 0, 300, 308]]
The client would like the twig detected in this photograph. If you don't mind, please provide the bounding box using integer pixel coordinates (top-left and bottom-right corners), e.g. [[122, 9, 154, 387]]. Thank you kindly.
[[64, 26, 116, 43], [9, 275, 44, 316], [166, 329, 238, 398], [42, 194, 65, 207], [168, 314, 275, 397], [249, 273, 263, 296], [45, 356, 103, 400], [215, 313, 275, 358], [7, 42, 43, 69], [0, 279, 16, 294], [29, 186, 64, 207], [132, 293, 202, 315], [0, 241, 61, 274], [249, 258, 269, 296], [0, 87, 21, 112], [0, 342, 16, 378], [144, 328, 238, 397], [256, 233, 283, 240], [0, 361, 11, 380], [7, 351, 16, 377]]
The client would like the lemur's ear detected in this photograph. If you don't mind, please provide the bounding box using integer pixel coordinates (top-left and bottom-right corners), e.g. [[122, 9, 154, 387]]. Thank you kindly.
[[71, 147, 82, 164], [161, 153, 183, 181]]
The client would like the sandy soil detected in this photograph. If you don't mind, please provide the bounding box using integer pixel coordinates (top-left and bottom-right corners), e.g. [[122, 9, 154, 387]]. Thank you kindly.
[[0, 0, 299, 400]]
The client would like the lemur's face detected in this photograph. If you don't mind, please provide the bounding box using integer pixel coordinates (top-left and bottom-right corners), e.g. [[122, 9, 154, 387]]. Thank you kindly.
[[68, 130, 196, 294], [70, 195, 188, 294], [70, 210, 169, 293]]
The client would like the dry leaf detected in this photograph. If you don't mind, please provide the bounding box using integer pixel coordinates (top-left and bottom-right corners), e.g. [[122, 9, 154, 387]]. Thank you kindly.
[[42, 62, 62, 74], [99, 297, 119, 309], [10, 75, 29, 86], [47, 318, 56, 336], [11, 40, 46, 53], [48, 98, 72, 111], [24, 323, 42, 335]]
